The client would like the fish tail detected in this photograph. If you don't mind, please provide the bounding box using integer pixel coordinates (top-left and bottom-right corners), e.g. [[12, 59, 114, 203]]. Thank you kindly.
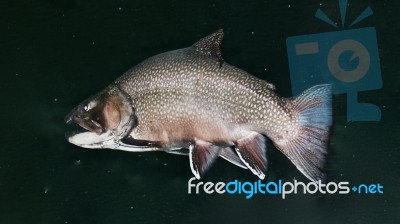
[[274, 84, 332, 182]]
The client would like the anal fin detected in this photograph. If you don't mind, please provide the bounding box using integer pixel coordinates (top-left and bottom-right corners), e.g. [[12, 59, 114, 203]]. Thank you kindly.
[[234, 132, 267, 179], [189, 140, 222, 179]]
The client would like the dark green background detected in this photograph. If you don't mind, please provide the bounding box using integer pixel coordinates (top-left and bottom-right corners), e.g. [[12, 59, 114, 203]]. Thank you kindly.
[[1, 0, 399, 223]]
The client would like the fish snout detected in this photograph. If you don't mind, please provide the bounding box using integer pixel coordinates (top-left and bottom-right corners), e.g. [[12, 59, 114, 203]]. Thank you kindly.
[[64, 111, 74, 124]]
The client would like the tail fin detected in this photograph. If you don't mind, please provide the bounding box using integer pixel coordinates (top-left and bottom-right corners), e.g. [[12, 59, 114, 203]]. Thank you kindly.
[[275, 84, 332, 182]]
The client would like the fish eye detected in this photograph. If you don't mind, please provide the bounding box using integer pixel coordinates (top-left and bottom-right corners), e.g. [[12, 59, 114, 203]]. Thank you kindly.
[[82, 101, 97, 112]]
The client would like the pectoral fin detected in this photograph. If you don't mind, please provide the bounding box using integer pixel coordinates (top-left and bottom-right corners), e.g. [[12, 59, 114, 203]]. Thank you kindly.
[[121, 135, 162, 148], [234, 132, 268, 179], [189, 140, 222, 179]]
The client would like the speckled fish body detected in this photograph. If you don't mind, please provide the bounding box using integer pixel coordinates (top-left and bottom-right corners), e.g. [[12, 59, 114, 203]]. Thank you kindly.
[[65, 30, 332, 181], [116, 46, 283, 147]]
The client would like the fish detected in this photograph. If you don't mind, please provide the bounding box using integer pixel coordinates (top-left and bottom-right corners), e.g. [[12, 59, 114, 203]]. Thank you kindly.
[[65, 30, 332, 182]]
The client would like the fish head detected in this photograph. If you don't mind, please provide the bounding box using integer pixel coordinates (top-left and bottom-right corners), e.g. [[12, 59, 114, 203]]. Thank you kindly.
[[65, 85, 136, 148]]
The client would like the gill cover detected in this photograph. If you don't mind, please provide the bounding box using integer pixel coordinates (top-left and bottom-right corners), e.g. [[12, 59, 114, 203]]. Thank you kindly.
[[65, 85, 136, 146]]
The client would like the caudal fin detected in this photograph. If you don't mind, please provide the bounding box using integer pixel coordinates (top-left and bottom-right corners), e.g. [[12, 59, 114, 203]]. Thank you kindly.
[[275, 84, 332, 182]]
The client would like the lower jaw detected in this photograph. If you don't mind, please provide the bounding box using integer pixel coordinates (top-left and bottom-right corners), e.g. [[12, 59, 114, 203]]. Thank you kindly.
[[64, 129, 87, 140]]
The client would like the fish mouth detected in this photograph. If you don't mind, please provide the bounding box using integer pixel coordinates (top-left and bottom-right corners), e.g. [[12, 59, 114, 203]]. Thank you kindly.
[[65, 114, 105, 136], [64, 115, 115, 148]]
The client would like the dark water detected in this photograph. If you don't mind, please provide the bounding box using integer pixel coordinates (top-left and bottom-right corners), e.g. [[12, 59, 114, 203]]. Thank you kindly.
[[1, 0, 399, 223]]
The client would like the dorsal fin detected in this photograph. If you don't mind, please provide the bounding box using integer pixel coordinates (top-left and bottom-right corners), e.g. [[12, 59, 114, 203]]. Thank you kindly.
[[192, 29, 224, 66]]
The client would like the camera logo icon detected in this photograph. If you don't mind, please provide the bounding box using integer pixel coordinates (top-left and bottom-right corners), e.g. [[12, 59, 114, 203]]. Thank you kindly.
[[286, 0, 382, 121], [328, 39, 370, 83]]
